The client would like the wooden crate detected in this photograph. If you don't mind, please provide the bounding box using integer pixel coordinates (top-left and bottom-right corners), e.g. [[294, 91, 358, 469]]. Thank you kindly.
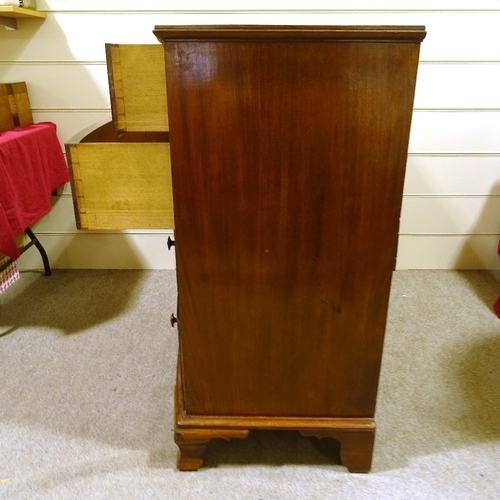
[[106, 44, 168, 133], [66, 122, 173, 230], [8, 82, 33, 126], [0, 82, 33, 129], [0, 84, 14, 132]]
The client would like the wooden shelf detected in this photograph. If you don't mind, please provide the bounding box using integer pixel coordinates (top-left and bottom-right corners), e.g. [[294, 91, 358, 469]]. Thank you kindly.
[[0, 6, 46, 30]]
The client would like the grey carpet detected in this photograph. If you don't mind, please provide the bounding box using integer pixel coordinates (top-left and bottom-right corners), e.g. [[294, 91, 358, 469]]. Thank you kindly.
[[1, 270, 499, 499]]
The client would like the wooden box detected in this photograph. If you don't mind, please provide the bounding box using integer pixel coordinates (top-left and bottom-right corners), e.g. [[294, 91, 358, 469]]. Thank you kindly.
[[0, 85, 14, 132], [0, 81, 33, 132], [1, 82, 33, 127]]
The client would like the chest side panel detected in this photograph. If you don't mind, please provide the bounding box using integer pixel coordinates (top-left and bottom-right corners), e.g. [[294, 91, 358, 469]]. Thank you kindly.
[[165, 39, 420, 417]]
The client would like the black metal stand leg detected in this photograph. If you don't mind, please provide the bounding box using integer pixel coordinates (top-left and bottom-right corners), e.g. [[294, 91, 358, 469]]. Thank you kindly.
[[24, 228, 52, 276], [0, 228, 52, 276]]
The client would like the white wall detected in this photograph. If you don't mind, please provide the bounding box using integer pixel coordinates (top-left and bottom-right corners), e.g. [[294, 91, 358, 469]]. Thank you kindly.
[[1, 0, 499, 270]]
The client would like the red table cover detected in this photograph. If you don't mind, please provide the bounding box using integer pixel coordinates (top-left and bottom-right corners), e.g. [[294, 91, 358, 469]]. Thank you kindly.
[[0, 122, 69, 260]]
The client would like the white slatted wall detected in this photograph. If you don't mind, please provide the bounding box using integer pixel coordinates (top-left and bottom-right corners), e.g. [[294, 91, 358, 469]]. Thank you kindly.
[[1, 0, 499, 269]]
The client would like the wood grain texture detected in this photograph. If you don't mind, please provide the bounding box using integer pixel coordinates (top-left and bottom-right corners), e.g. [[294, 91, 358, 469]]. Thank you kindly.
[[0, 6, 46, 20], [6, 82, 33, 127], [175, 428, 250, 471], [66, 122, 173, 230], [154, 24, 426, 41], [300, 428, 375, 473], [156, 24, 425, 469], [0, 82, 32, 131], [174, 361, 375, 472], [0, 85, 14, 132], [106, 44, 168, 133]]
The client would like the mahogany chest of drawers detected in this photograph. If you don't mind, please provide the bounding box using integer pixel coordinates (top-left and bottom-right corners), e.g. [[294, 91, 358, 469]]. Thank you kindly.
[[154, 25, 426, 472]]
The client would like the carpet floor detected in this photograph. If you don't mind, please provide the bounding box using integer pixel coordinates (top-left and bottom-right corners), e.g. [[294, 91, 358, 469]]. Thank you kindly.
[[1, 269, 499, 499]]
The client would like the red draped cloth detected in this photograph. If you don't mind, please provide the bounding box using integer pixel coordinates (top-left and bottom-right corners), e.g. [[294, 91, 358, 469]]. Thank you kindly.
[[0, 122, 69, 259]]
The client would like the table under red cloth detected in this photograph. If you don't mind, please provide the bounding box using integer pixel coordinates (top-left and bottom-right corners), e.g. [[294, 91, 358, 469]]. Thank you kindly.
[[0, 122, 69, 260]]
